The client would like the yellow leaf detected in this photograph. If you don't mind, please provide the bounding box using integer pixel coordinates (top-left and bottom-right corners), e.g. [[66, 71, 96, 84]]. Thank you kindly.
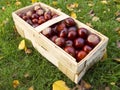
[[52, 80, 70, 90], [71, 12, 77, 19], [86, 22, 93, 28], [31, 0, 37, 3], [13, 80, 20, 88], [101, 0, 108, 4], [81, 80, 91, 89], [88, 3, 94, 7], [52, 1, 58, 6], [110, 82, 115, 85], [2, 6, 5, 11], [113, 58, 120, 62], [116, 17, 120, 22], [15, 1, 21, 6], [66, 3, 78, 11], [18, 40, 26, 50], [28, 86, 34, 90]]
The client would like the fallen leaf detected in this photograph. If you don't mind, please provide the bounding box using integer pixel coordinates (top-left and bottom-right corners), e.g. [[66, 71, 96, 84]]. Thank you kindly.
[[115, 11, 120, 17], [18, 40, 26, 50], [28, 86, 34, 90], [52, 80, 70, 90], [115, 27, 120, 32], [102, 51, 108, 60], [15, 0, 21, 6], [92, 16, 100, 22], [81, 80, 91, 89], [57, 8, 62, 11], [110, 82, 116, 85], [25, 48, 32, 54], [72, 84, 83, 90], [24, 73, 29, 78], [113, 58, 120, 62], [32, 0, 37, 3], [71, 12, 77, 19], [88, 10, 95, 17], [105, 86, 110, 90], [101, 0, 108, 4], [52, 1, 58, 6], [66, 3, 78, 11], [116, 40, 120, 48], [2, 6, 5, 11], [116, 17, 120, 22], [88, 3, 94, 7], [86, 22, 93, 28], [13, 80, 20, 88]]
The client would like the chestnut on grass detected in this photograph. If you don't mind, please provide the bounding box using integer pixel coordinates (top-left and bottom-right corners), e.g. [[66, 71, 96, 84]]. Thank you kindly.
[[74, 38, 85, 48], [87, 34, 100, 47], [55, 37, 65, 47], [78, 28, 89, 39], [76, 50, 87, 62], [64, 46, 75, 57]]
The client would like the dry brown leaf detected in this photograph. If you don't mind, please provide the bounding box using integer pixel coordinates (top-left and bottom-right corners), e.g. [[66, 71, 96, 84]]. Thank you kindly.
[[28, 86, 34, 90], [86, 22, 93, 28], [105, 86, 110, 90], [15, 0, 21, 6], [101, 0, 108, 4], [116, 40, 120, 48], [115, 27, 120, 32], [25, 48, 32, 54], [113, 58, 120, 63], [52, 80, 70, 90], [71, 12, 77, 19], [81, 80, 92, 89], [88, 10, 95, 17], [92, 16, 100, 22], [24, 73, 29, 78], [13, 80, 20, 88], [116, 17, 120, 22], [115, 11, 120, 17]]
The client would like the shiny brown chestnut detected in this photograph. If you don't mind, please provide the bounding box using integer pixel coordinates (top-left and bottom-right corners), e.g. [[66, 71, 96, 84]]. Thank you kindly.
[[42, 27, 52, 38], [50, 35, 58, 42], [55, 37, 65, 47], [38, 16, 46, 24], [87, 34, 100, 47], [64, 18, 76, 27], [44, 11, 52, 20], [65, 40, 73, 47], [83, 45, 92, 53], [76, 50, 87, 62], [59, 28, 68, 37], [78, 28, 89, 39], [68, 30, 77, 40], [57, 22, 66, 32], [64, 46, 75, 57], [74, 38, 85, 48]]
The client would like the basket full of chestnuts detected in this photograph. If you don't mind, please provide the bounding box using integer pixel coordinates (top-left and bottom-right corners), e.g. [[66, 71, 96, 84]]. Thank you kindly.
[[12, 2, 109, 83]]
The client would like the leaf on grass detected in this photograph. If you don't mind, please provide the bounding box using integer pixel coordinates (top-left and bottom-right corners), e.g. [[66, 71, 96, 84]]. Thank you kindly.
[[116, 17, 120, 22], [24, 73, 29, 78], [13, 80, 20, 88], [66, 3, 78, 11], [32, 0, 37, 3], [72, 84, 83, 90], [88, 10, 95, 17], [15, 0, 21, 6], [113, 58, 120, 63], [116, 40, 120, 48], [110, 82, 116, 85], [2, 6, 5, 11], [92, 16, 100, 22], [52, 1, 58, 6], [81, 80, 92, 89], [115, 27, 120, 32], [18, 40, 26, 50], [86, 22, 93, 28], [101, 0, 108, 4], [115, 11, 120, 17], [71, 12, 77, 19], [52, 80, 70, 90], [28, 86, 34, 90], [102, 51, 108, 60], [25, 48, 32, 54]]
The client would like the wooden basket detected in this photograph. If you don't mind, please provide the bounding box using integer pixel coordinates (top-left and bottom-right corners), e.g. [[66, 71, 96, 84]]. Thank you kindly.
[[12, 2, 109, 83]]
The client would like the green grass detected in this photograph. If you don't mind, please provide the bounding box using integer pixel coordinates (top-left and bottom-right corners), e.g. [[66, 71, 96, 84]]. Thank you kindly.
[[0, 0, 120, 90]]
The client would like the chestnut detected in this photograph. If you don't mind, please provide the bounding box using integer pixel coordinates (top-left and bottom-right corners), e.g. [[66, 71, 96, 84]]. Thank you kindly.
[[31, 13, 39, 19], [68, 30, 77, 40], [78, 28, 89, 39], [32, 23, 39, 28], [34, 5, 41, 11], [44, 11, 52, 20], [57, 22, 66, 32], [76, 50, 87, 62], [83, 45, 92, 53], [50, 35, 58, 42], [59, 28, 68, 37], [55, 37, 65, 47], [64, 18, 76, 27], [65, 40, 73, 47], [42, 27, 52, 38], [38, 16, 46, 24], [68, 26, 77, 32], [64, 46, 75, 57], [22, 15, 28, 21], [74, 38, 85, 48], [26, 19, 33, 25], [87, 34, 100, 47], [26, 10, 33, 18], [52, 14, 59, 18], [32, 18, 38, 24], [36, 9, 44, 16]]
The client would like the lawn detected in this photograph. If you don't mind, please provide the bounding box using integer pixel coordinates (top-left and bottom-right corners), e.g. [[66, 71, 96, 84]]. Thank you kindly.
[[0, 0, 120, 90]]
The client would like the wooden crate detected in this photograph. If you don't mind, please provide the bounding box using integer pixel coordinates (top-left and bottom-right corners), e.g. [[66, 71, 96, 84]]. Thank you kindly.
[[12, 2, 108, 83]]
